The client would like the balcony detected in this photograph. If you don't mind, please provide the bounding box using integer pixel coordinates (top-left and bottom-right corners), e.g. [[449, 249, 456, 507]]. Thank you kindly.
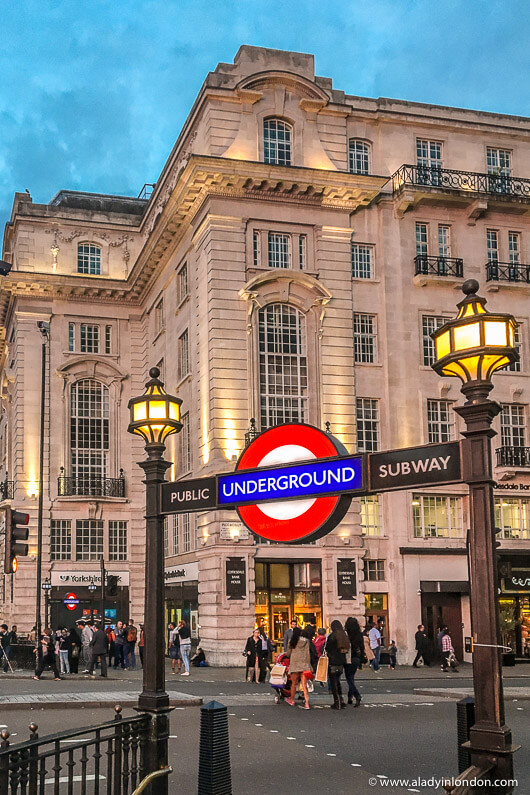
[[414, 254, 464, 278], [486, 260, 530, 284], [0, 478, 14, 501], [496, 447, 530, 469], [58, 469, 126, 498]]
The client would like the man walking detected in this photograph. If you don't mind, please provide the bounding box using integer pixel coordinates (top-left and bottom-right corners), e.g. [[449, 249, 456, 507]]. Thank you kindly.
[[441, 628, 459, 672], [368, 621, 382, 672], [283, 619, 298, 653], [125, 619, 137, 670], [80, 621, 94, 673], [413, 624, 430, 667], [89, 622, 108, 677], [113, 621, 127, 669], [0, 624, 12, 673]]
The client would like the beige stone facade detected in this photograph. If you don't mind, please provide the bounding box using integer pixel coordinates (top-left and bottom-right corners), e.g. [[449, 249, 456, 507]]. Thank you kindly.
[[1, 46, 530, 665]]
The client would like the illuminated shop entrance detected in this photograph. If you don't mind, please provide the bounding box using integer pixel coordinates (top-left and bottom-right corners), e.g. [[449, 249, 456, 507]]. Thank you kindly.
[[255, 561, 322, 647]]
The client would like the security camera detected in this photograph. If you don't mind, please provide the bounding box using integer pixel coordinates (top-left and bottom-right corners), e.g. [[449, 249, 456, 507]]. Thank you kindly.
[[0, 260, 12, 277], [37, 321, 50, 336]]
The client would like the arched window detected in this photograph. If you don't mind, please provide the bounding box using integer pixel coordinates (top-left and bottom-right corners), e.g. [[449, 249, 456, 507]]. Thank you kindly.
[[77, 243, 102, 275], [70, 379, 109, 492], [349, 140, 370, 175], [258, 304, 307, 428], [263, 118, 292, 166]]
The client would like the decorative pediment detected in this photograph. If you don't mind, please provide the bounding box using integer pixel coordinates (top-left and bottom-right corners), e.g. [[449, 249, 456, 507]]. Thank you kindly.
[[56, 356, 128, 385], [239, 269, 332, 314], [236, 71, 330, 104]]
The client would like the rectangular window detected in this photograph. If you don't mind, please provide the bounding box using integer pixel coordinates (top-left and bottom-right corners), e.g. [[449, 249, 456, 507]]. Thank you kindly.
[[356, 398, 379, 453], [68, 323, 75, 352], [155, 299, 164, 333], [413, 494, 463, 538], [109, 521, 127, 561], [298, 235, 306, 270], [351, 244, 374, 279], [438, 225, 451, 258], [156, 358, 165, 381], [163, 517, 169, 556], [422, 315, 447, 367], [182, 513, 191, 553], [353, 313, 377, 363], [75, 519, 104, 560], [364, 559, 386, 582], [487, 230, 499, 262], [507, 326, 522, 373], [508, 231, 520, 264], [427, 399, 454, 443], [177, 263, 188, 304], [77, 244, 101, 275], [268, 232, 291, 269], [500, 404, 526, 448], [50, 520, 72, 560], [416, 223, 428, 257], [349, 140, 370, 175], [487, 147, 511, 175], [417, 139, 442, 168], [105, 325, 112, 355], [495, 497, 529, 540], [171, 515, 179, 554], [179, 412, 191, 473], [80, 324, 99, 354], [177, 329, 190, 381], [360, 495, 382, 537], [253, 232, 260, 267]]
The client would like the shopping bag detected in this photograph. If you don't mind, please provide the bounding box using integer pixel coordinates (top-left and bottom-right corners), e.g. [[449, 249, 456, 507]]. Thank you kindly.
[[270, 663, 287, 686], [315, 655, 329, 683]]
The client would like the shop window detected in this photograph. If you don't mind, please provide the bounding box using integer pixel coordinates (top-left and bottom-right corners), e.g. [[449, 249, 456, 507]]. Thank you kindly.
[[269, 563, 290, 589], [255, 562, 267, 588], [365, 593, 388, 611], [293, 562, 321, 588]]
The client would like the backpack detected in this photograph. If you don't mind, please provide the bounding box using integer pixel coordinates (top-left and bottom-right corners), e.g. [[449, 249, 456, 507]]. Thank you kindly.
[[127, 626, 137, 642]]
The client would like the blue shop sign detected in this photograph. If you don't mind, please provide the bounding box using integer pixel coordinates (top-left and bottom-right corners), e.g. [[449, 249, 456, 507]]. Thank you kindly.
[[218, 455, 363, 507]]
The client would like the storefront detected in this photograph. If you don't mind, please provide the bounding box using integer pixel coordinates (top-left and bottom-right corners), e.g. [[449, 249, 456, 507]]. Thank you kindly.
[[254, 561, 322, 647], [498, 554, 530, 661], [164, 562, 199, 638], [48, 570, 129, 628], [364, 593, 389, 648]]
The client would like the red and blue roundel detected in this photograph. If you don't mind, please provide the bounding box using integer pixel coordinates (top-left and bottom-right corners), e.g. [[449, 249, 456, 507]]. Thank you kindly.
[[235, 424, 352, 544]]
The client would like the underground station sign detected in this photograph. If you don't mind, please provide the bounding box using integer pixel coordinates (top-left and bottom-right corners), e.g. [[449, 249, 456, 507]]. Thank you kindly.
[[161, 424, 462, 544]]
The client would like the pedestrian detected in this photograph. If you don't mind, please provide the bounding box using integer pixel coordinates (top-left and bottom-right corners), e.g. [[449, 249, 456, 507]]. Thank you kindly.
[[68, 626, 81, 674], [388, 640, 397, 670], [80, 621, 94, 673], [106, 625, 115, 667], [437, 625, 446, 655], [362, 628, 374, 669], [413, 624, 431, 667], [314, 627, 327, 657], [177, 619, 191, 676], [441, 628, 459, 672], [168, 622, 181, 674], [125, 619, 137, 670], [368, 621, 382, 671], [283, 619, 298, 653], [89, 622, 109, 677], [285, 626, 312, 709], [325, 620, 350, 709], [191, 647, 206, 667], [113, 621, 127, 669], [138, 624, 145, 668], [344, 617, 364, 706], [259, 626, 274, 671], [0, 624, 11, 673], [34, 629, 61, 680], [10, 626, 18, 646], [244, 628, 267, 683], [58, 629, 70, 675]]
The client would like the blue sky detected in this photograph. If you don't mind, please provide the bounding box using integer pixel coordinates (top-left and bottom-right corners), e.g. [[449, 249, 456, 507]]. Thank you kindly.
[[1, 0, 529, 233]]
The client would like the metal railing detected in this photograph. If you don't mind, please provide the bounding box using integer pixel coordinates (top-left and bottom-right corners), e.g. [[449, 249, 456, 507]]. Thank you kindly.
[[245, 418, 260, 448], [0, 477, 14, 501], [137, 183, 155, 200], [486, 260, 530, 283], [0, 706, 151, 794], [496, 446, 530, 468], [392, 164, 530, 199], [414, 254, 464, 278], [58, 468, 126, 498]]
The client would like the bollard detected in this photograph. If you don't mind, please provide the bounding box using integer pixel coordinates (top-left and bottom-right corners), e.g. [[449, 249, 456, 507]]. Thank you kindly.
[[456, 696, 475, 773], [198, 701, 232, 795]]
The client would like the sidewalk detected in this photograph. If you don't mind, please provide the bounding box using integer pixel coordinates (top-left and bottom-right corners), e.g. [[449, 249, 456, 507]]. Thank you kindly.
[[0, 689, 201, 710], [414, 686, 530, 701]]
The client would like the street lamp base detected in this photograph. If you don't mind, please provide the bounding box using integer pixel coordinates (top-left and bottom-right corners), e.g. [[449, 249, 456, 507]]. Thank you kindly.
[[137, 692, 170, 713]]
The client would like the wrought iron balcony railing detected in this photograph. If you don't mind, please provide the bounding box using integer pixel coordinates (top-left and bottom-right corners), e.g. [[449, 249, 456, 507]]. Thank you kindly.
[[496, 447, 530, 468], [414, 254, 464, 278], [486, 260, 530, 284], [245, 418, 260, 448], [0, 478, 14, 501], [58, 468, 126, 497], [393, 164, 530, 199]]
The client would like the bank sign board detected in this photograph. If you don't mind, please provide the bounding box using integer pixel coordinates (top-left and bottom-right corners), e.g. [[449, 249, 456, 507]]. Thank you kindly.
[[160, 423, 463, 544]]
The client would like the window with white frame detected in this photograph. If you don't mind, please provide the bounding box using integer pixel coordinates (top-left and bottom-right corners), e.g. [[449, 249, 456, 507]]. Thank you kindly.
[[177, 329, 190, 381], [171, 515, 179, 555], [156, 358, 165, 381], [179, 412, 191, 473], [68, 322, 112, 354], [163, 517, 169, 556], [412, 494, 463, 538], [68, 322, 75, 352], [80, 324, 99, 354], [299, 235, 307, 270], [155, 298, 164, 334], [70, 380, 109, 488], [263, 118, 292, 166], [182, 513, 191, 552], [487, 147, 511, 175], [104, 325, 112, 354], [416, 223, 428, 257], [268, 233, 291, 269], [258, 304, 307, 429], [109, 521, 127, 561], [253, 231, 260, 267], [252, 230, 307, 269], [364, 559, 385, 581], [177, 263, 188, 305], [500, 404, 526, 448], [438, 225, 451, 258], [487, 229, 499, 262], [427, 399, 455, 443], [508, 231, 520, 264], [351, 244, 374, 279], [506, 325, 522, 373], [77, 244, 102, 275], [356, 398, 379, 452], [360, 495, 382, 536], [75, 519, 104, 560], [50, 520, 72, 560], [417, 139, 442, 169], [495, 497, 529, 540], [422, 315, 447, 367], [353, 313, 377, 363], [349, 140, 370, 175]]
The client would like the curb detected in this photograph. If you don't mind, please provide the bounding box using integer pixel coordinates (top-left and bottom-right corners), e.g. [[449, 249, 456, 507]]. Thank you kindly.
[[0, 697, 203, 711], [414, 688, 530, 701]]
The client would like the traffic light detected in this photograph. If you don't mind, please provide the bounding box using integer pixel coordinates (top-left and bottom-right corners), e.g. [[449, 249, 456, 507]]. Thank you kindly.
[[107, 575, 118, 597], [3, 507, 30, 574]]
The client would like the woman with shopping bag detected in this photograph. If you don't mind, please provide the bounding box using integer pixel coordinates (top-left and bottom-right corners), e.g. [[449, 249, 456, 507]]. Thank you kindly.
[[284, 626, 312, 709]]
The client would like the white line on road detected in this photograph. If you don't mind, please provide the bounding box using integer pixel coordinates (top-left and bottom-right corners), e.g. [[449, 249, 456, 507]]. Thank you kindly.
[[327, 753, 336, 757], [351, 763, 361, 767], [287, 737, 296, 740], [305, 745, 315, 748]]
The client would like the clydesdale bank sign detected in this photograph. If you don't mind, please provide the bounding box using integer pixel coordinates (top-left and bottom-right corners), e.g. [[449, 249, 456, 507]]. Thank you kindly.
[[160, 424, 463, 544]]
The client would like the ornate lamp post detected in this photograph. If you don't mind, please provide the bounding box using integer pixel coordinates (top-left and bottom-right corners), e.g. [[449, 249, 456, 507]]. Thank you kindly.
[[127, 367, 182, 787], [431, 280, 519, 790]]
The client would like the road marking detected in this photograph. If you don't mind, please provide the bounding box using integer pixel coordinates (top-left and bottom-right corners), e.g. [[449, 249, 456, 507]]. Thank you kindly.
[[516, 707, 524, 710], [228, 713, 236, 716], [351, 763, 361, 767], [377, 775, 388, 779], [240, 718, 249, 721], [169, 735, 178, 739], [305, 744, 315, 748], [254, 723, 262, 726], [270, 730, 278, 733], [408, 789, 421, 792], [287, 737, 296, 740], [327, 753, 336, 757]]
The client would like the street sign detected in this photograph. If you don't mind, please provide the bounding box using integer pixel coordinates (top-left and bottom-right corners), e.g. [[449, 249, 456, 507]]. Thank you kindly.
[[161, 475, 217, 514], [225, 557, 246, 600], [64, 592, 79, 611], [367, 441, 462, 493], [337, 559, 357, 599]]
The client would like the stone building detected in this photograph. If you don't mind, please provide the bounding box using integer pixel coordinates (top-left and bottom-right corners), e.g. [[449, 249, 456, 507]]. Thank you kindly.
[[1, 46, 529, 664]]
